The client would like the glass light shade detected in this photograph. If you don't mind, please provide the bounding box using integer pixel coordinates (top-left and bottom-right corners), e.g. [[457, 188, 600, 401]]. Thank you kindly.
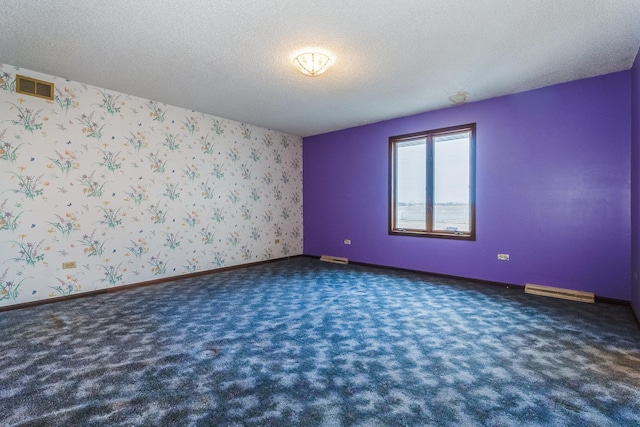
[[294, 52, 332, 76]]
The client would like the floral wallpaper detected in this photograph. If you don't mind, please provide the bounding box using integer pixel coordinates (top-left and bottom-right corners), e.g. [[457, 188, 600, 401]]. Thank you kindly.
[[0, 64, 303, 307]]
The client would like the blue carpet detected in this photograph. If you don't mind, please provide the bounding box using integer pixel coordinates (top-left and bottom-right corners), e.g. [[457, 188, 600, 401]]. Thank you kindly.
[[0, 257, 639, 426]]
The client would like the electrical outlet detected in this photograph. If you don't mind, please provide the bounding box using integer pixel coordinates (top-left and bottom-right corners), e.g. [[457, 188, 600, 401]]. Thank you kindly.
[[497, 254, 509, 261], [62, 261, 77, 269], [344, 239, 351, 245]]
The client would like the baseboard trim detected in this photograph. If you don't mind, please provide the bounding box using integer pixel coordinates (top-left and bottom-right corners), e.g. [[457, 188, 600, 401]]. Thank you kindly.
[[594, 296, 633, 306], [6, 254, 631, 313], [303, 255, 524, 291], [0, 256, 302, 313], [630, 303, 640, 327], [304, 254, 632, 307]]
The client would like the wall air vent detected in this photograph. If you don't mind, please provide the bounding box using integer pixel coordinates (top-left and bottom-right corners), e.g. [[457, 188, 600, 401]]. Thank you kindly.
[[525, 283, 594, 303], [16, 75, 54, 100]]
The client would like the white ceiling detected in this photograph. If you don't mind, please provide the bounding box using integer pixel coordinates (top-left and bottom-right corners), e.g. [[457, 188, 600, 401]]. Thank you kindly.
[[2, 1, 639, 137]]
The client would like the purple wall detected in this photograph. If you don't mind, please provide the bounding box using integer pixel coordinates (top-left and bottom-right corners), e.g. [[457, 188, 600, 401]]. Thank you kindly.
[[632, 49, 640, 315], [304, 72, 631, 301]]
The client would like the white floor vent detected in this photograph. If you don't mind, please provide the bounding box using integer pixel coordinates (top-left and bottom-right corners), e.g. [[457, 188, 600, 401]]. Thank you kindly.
[[525, 283, 594, 303], [320, 255, 349, 265]]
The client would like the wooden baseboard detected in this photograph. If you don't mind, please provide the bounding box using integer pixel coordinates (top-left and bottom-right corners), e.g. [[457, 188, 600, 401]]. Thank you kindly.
[[0, 256, 302, 313], [305, 254, 633, 308]]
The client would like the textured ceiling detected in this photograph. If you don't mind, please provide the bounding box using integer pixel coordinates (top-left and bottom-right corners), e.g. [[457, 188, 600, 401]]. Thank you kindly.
[[2, 1, 639, 137]]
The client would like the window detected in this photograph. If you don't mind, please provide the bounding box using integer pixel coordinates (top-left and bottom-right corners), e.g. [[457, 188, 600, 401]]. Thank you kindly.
[[389, 123, 476, 240]]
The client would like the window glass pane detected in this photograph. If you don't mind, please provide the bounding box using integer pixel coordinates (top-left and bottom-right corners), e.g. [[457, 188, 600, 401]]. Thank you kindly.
[[433, 132, 470, 232], [395, 138, 426, 230]]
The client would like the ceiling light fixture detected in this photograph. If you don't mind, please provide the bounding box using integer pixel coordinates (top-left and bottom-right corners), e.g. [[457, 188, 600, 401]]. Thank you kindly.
[[293, 52, 332, 77], [449, 91, 469, 105]]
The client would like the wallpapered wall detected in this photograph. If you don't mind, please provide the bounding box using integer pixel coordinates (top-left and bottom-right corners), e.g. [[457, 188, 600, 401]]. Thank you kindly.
[[0, 64, 303, 308]]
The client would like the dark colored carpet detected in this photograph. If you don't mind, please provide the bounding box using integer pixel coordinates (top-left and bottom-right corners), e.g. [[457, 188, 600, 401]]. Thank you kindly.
[[1, 257, 639, 426]]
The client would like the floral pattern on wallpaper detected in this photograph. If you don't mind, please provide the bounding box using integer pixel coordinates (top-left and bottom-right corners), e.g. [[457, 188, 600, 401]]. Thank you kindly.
[[0, 64, 303, 307]]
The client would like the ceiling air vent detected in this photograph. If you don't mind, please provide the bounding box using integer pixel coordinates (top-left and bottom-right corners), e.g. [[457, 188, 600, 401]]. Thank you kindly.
[[16, 75, 54, 101]]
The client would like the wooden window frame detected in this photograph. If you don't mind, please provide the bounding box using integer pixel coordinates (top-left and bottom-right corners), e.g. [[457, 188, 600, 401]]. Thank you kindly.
[[389, 123, 476, 241]]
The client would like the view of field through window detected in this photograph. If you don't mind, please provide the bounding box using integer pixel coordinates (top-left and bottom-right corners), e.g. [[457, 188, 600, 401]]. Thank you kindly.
[[395, 132, 470, 232]]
